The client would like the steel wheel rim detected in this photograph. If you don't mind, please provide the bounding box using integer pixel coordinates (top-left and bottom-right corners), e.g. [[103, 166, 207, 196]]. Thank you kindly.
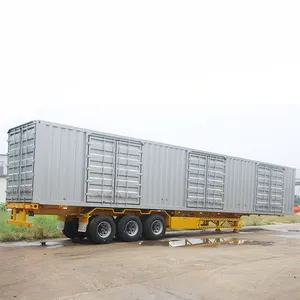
[[125, 220, 139, 236], [151, 220, 163, 235], [97, 221, 112, 238]]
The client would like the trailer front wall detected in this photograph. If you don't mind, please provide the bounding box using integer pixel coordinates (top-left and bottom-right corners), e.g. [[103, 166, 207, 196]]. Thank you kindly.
[[283, 167, 295, 214]]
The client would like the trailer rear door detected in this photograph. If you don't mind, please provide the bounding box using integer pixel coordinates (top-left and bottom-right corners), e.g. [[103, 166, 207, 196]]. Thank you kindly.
[[6, 123, 36, 202]]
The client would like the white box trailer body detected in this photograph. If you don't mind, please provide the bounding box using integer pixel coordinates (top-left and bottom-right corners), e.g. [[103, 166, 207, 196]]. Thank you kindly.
[[6, 120, 295, 216]]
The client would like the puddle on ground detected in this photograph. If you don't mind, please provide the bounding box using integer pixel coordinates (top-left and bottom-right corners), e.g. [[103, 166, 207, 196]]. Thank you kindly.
[[269, 234, 300, 240], [288, 229, 300, 232], [0, 240, 71, 248], [0, 237, 274, 249], [139, 238, 273, 248]]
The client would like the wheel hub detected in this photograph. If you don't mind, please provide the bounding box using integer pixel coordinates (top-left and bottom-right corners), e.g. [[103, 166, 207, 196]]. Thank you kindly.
[[125, 220, 139, 236], [151, 220, 163, 235], [97, 221, 112, 238]]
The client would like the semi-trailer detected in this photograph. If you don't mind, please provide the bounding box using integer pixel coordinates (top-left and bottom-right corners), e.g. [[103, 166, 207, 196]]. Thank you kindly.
[[6, 120, 295, 243]]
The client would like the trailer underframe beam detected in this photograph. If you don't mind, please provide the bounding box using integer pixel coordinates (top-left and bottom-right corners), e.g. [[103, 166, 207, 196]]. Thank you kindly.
[[6, 202, 243, 232]]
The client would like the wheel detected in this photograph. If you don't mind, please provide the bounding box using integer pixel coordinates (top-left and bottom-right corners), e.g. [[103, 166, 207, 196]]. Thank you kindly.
[[143, 214, 166, 240], [87, 216, 116, 244], [114, 216, 124, 240], [114, 215, 123, 225], [86, 216, 96, 242], [62, 218, 79, 239], [71, 233, 86, 243], [139, 215, 148, 223], [78, 232, 87, 240], [117, 215, 143, 242]]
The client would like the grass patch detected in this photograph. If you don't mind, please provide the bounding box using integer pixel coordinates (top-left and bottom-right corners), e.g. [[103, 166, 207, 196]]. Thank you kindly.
[[242, 215, 300, 226], [0, 211, 63, 242]]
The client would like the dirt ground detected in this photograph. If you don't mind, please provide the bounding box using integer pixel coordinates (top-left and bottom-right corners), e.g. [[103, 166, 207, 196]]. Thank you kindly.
[[0, 224, 300, 300]]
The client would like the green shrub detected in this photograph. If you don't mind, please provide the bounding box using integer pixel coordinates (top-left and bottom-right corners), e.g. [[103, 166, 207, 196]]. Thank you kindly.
[[0, 203, 7, 212], [0, 212, 62, 242]]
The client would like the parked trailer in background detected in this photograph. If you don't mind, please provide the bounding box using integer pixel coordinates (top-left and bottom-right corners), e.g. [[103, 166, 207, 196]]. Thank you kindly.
[[6, 121, 296, 243]]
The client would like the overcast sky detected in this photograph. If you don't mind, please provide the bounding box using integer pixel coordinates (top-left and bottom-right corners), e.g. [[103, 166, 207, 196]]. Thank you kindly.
[[0, 1, 299, 167]]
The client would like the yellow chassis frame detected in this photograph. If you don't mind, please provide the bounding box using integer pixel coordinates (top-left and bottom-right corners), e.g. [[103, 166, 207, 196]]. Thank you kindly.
[[6, 203, 242, 232]]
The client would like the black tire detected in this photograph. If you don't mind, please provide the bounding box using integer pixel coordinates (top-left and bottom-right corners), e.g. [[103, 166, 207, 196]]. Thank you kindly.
[[114, 216, 124, 240], [62, 218, 79, 239], [139, 215, 148, 223], [87, 216, 116, 244], [71, 234, 86, 243], [143, 214, 166, 240], [117, 215, 143, 242], [78, 232, 87, 240], [86, 216, 96, 243]]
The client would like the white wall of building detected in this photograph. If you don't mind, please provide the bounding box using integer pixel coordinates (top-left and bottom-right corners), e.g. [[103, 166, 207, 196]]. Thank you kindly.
[[295, 169, 300, 196], [0, 177, 6, 202], [0, 154, 7, 203], [0, 154, 7, 175]]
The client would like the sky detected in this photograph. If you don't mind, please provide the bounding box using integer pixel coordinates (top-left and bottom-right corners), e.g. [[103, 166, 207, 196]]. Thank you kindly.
[[0, 1, 300, 167]]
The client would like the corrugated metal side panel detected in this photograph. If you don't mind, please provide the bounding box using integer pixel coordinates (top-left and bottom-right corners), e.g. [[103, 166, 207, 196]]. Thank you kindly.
[[224, 158, 257, 213], [283, 167, 295, 215], [141, 143, 187, 210], [33, 122, 86, 204]]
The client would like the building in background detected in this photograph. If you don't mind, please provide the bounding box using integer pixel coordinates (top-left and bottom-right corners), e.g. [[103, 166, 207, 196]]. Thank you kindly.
[[294, 169, 300, 214], [295, 170, 300, 195], [0, 154, 7, 202]]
